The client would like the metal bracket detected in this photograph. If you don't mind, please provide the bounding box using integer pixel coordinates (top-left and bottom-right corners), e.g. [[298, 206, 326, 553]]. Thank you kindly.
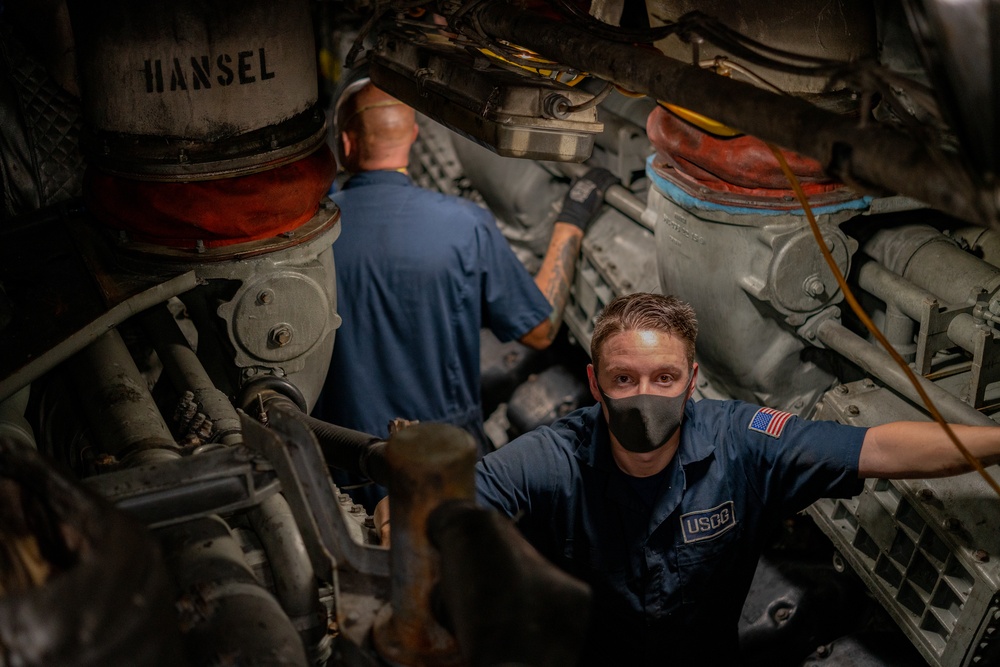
[[967, 319, 1000, 409], [85, 445, 280, 529], [240, 408, 390, 581], [915, 299, 974, 375]]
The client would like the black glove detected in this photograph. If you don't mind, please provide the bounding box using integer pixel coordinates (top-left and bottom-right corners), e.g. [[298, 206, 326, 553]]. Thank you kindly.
[[557, 167, 619, 232]]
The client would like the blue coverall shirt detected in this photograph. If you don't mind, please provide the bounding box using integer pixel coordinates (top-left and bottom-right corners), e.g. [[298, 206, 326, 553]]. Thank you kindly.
[[314, 170, 551, 508], [476, 399, 867, 665]]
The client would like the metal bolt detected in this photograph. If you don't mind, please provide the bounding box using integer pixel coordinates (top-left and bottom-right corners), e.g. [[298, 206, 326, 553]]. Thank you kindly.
[[816, 645, 829, 657], [195, 239, 206, 254], [943, 517, 963, 532], [257, 290, 274, 305], [974, 549, 991, 563], [835, 385, 849, 394], [774, 607, 791, 622], [862, 378, 876, 388], [832, 551, 846, 573], [269, 325, 293, 347], [804, 276, 825, 297], [542, 93, 571, 119], [917, 488, 936, 501], [847, 405, 860, 416]]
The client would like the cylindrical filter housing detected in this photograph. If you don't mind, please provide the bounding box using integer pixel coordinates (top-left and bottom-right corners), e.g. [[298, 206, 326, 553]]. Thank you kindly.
[[68, 0, 325, 179]]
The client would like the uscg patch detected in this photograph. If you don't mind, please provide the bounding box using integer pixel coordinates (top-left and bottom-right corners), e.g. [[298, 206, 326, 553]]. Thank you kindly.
[[681, 501, 736, 543], [749, 407, 792, 439]]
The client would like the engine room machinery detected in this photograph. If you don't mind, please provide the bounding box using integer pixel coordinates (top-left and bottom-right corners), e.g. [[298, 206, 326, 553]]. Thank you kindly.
[[2, 0, 1000, 665]]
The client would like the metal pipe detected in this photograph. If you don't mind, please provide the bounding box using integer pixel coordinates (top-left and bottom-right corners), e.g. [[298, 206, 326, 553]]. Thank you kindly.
[[882, 304, 917, 362], [157, 516, 308, 666], [856, 257, 940, 322], [139, 303, 243, 445], [249, 390, 390, 486], [864, 225, 1000, 305], [947, 313, 992, 354], [473, 4, 991, 227], [816, 320, 995, 426], [70, 328, 177, 460], [552, 162, 652, 230], [952, 226, 1000, 269], [372, 423, 477, 666], [246, 493, 329, 664]]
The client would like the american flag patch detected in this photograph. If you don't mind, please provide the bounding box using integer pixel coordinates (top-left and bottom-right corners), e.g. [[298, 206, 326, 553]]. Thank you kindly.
[[748, 407, 792, 438]]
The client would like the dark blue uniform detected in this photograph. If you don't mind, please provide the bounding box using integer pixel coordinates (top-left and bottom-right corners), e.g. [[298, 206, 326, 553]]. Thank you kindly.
[[476, 400, 866, 666], [314, 170, 551, 507]]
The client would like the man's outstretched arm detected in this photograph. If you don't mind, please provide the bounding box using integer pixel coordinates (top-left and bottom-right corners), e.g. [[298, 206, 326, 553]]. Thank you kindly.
[[520, 168, 618, 350], [858, 421, 1000, 478]]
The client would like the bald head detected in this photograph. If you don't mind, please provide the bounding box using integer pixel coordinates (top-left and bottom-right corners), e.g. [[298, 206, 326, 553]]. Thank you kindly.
[[338, 83, 418, 172]]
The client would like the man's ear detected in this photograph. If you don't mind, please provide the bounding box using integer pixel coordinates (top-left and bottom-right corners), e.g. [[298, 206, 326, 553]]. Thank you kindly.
[[587, 364, 602, 403], [339, 131, 353, 166], [411, 122, 419, 143], [686, 362, 699, 400]]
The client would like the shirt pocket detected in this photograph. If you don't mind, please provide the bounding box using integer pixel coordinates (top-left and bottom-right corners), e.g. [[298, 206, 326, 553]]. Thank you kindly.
[[675, 520, 743, 605]]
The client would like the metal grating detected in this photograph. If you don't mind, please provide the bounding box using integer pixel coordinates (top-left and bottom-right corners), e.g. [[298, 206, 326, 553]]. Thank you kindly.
[[810, 476, 1000, 666]]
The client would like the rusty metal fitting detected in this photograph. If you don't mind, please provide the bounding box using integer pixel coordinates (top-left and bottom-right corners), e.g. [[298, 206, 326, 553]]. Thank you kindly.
[[373, 423, 477, 666]]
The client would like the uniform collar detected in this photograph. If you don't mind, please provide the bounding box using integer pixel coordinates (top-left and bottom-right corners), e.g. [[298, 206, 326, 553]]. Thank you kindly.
[[675, 400, 717, 466], [342, 169, 413, 190], [576, 405, 615, 472]]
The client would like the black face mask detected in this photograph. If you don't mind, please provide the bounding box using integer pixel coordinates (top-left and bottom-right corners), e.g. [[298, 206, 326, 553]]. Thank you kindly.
[[599, 386, 688, 453]]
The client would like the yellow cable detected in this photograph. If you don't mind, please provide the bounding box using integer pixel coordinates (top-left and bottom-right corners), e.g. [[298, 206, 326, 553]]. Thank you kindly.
[[766, 142, 1000, 498]]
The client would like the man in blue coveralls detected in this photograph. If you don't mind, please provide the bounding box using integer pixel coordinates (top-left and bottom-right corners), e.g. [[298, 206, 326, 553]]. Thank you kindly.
[[313, 80, 616, 510], [377, 291, 1000, 665]]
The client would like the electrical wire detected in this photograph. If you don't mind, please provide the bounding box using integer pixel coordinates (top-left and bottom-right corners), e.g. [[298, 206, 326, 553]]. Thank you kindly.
[[345, 0, 437, 67], [563, 81, 614, 112], [699, 57, 787, 95], [766, 142, 1000, 499]]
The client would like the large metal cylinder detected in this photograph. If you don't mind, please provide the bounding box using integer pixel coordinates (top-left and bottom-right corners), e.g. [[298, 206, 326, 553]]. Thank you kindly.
[[649, 177, 860, 412], [864, 225, 1000, 305], [158, 515, 309, 666], [67, 0, 325, 179]]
